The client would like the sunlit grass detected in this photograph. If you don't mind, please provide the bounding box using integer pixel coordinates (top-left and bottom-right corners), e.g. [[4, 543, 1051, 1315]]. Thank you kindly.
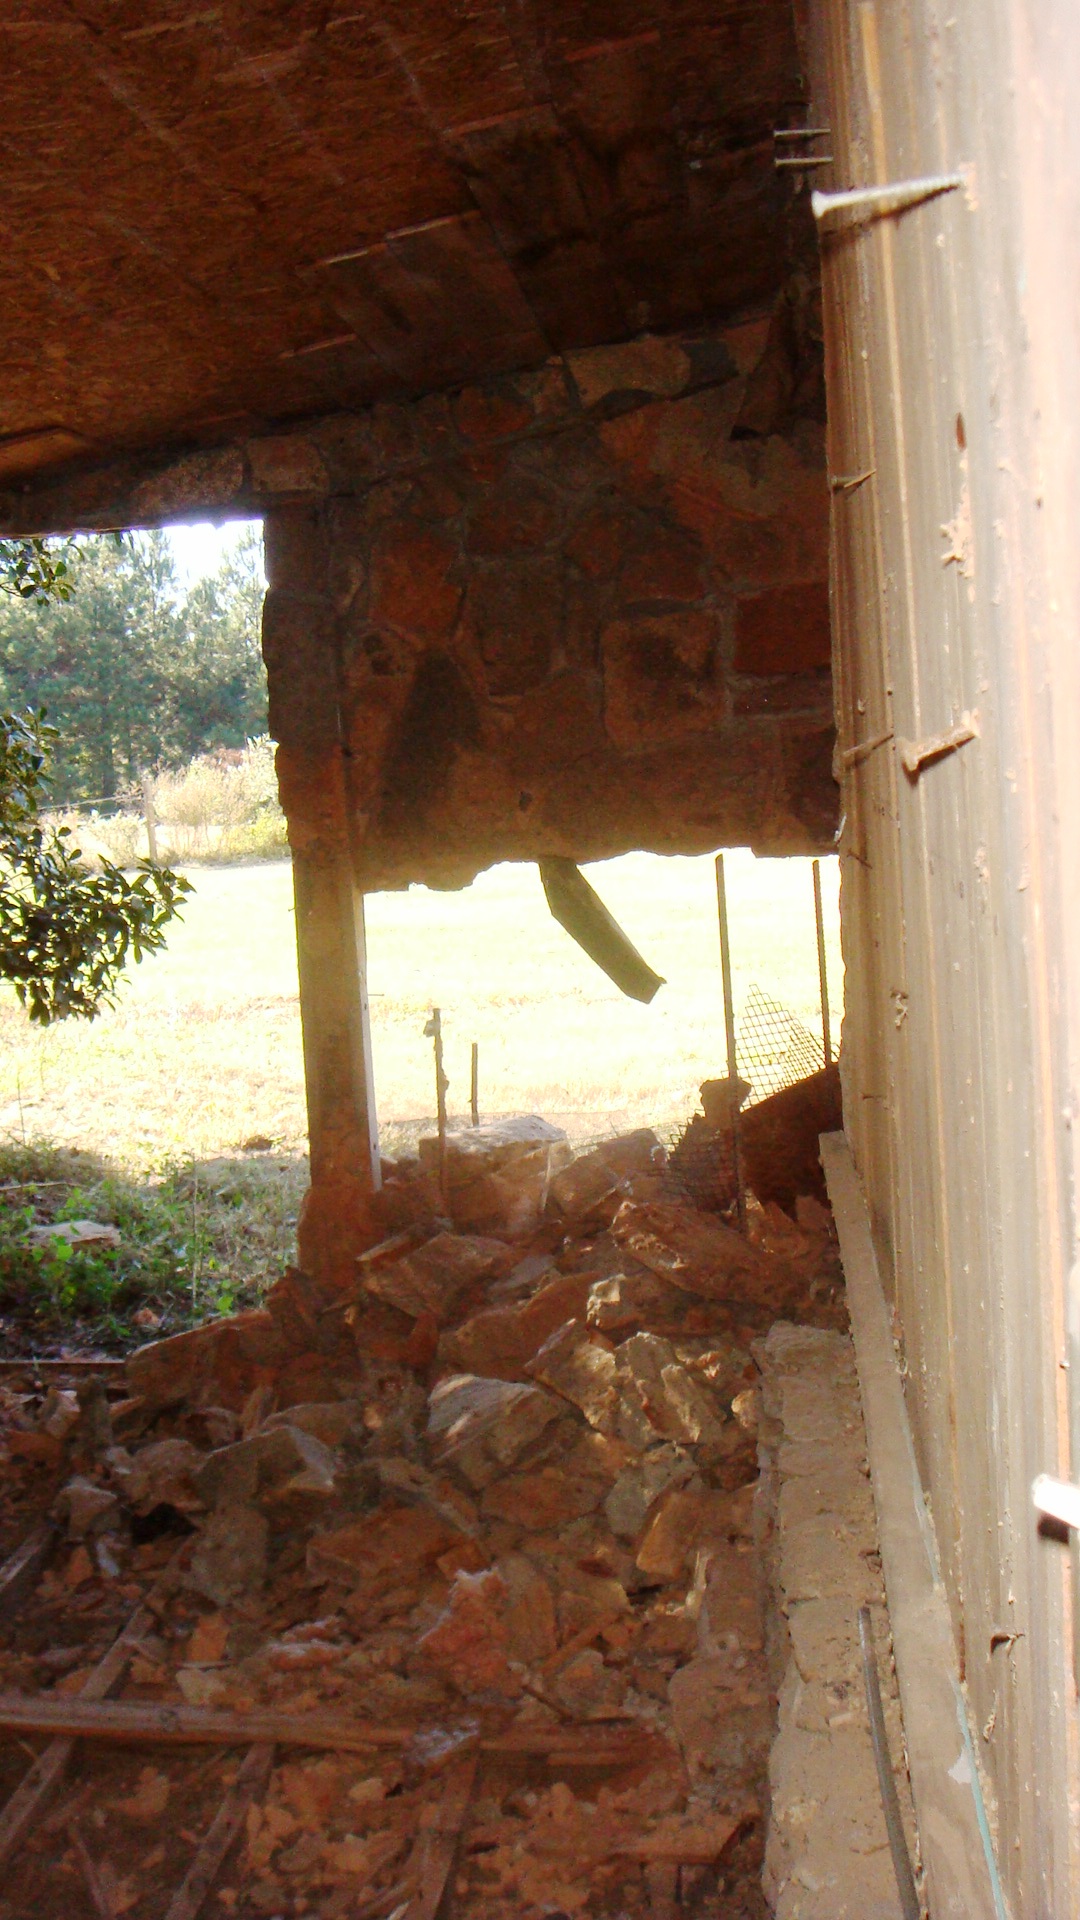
[[0, 849, 842, 1170]]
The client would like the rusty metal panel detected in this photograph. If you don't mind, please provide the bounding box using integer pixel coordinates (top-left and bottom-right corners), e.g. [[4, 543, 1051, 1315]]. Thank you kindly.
[[818, 0, 1080, 1910]]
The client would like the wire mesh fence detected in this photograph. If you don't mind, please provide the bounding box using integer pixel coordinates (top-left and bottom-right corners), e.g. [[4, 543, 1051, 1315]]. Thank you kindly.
[[737, 983, 827, 1107]]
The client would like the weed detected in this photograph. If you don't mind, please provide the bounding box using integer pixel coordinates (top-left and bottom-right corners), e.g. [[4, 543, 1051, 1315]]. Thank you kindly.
[[0, 1140, 307, 1355]]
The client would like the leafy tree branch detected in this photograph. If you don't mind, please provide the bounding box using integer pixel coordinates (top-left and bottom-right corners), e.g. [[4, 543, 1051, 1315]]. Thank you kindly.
[[0, 708, 191, 1023]]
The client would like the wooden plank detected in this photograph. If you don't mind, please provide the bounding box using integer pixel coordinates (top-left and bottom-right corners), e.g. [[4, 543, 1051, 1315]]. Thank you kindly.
[[404, 1749, 478, 1920], [0, 1694, 646, 1765], [164, 1742, 274, 1920], [0, 1522, 57, 1621], [820, 1131, 1005, 1919], [0, 1568, 179, 1866], [67, 1819, 116, 1919], [0, 1358, 124, 1374]]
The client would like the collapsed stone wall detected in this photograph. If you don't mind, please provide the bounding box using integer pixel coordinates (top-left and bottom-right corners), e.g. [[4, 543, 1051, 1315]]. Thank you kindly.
[[262, 305, 834, 892]]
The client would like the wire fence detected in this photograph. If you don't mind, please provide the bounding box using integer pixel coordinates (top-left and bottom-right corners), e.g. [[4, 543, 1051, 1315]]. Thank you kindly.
[[737, 982, 827, 1107]]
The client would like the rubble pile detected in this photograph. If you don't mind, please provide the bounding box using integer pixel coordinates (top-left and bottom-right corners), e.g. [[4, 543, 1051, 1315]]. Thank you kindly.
[[0, 1114, 846, 1919]]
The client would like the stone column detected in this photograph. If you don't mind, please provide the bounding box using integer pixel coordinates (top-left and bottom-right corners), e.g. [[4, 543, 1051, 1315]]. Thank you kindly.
[[262, 506, 381, 1294]]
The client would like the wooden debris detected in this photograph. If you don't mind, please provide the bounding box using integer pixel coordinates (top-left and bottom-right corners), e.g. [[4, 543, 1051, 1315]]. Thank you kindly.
[[164, 1742, 274, 1920], [0, 1555, 185, 1867], [0, 1693, 648, 1764], [0, 1357, 124, 1374], [67, 1819, 116, 1919], [404, 1749, 479, 1920], [0, 1520, 57, 1621]]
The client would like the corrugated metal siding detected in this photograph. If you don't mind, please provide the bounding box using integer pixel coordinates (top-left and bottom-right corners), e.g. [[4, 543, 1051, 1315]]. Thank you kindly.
[[817, 1, 1080, 1910]]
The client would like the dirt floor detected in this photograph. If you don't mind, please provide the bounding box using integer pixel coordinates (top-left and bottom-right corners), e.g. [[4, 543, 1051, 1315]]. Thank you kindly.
[[0, 1099, 848, 1920]]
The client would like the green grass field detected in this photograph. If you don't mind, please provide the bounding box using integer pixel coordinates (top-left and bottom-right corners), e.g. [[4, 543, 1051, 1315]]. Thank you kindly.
[[0, 849, 842, 1166]]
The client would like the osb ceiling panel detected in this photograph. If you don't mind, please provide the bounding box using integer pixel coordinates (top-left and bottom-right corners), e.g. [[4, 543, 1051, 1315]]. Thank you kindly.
[[1, 0, 806, 477]]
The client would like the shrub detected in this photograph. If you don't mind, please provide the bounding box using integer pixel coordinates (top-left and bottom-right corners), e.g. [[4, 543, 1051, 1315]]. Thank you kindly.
[[44, 739, 289, 868]]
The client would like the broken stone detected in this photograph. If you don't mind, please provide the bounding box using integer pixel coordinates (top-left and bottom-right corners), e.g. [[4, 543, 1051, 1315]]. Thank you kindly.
[[496, 1552, 558, 1664], [669, 1334, 755, 1399], [419, 1116, 571, 1236], [374, 1455, 480, 1537], [604, 1443, 699, 1541], [548, 1157, 626, 1227], [195, 1425, 337, 1514], [545, 1646, 625, 1720], [176, 1665, 232, 1706], [586, 1268, 688, 1334], [29, 1219, 120, 1249], [126, 1310, 284, 1413], [439, 1269, 595, 1380], [488, 1248, 557, 1301], [668, 1655, 772, 1782], [549, 1131, 663, 1225], [481, 1461, 606, 1532], [413, 1567, 520, 1696], [188, 1501, 269, 1606], [262, 1402, 358, 1448], [611, 1199, 764, 1300], [551, 1562, 630, 1638], [795, 1194, 834, 1237], [187, 1612, 230, 1664], [613, 1332, 728, 1449], [39, 1387, 81, 1440], [731, 1388, 758, 1431], [195, 1406, 240, 1449], [700, 1078, 753, 1128], [635, 1486, 708, 1581], [426, 1374, 565, 1489], [64, 1544, 95, 1589], [263, 1264, 333, 1355], [110, 1437, 206, 1515], [525, 1319, 619, 1431], [361, 1230, 507, 1321], [307, 1505, 459, 1588], [54, 1475, 120, 1538], [110, 1766, 171, 1823]]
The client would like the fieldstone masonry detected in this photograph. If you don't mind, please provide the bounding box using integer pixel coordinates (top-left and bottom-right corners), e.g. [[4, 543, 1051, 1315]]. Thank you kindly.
[[255, 309, 833, 1285], [262, 313, 834, 896]]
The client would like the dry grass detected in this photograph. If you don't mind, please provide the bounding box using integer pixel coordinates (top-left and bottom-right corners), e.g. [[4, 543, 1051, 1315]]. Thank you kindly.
[[0, 850, 842, 1169]]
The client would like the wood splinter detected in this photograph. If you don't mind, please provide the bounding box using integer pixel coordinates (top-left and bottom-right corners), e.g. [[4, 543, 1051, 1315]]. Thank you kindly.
[[67, 1819, 116, 1919], [0, 1693, 646, 1766], [404, 1749, 479, 1920], [164, 1741, 274, 1920], [898, 712, 979, 777], [0, 1544, 190, 1869], [0, 1521, 57, 1622]]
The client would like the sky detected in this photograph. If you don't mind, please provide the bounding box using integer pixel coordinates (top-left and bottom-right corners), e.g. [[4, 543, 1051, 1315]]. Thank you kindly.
[[165, 517, 263, 587]]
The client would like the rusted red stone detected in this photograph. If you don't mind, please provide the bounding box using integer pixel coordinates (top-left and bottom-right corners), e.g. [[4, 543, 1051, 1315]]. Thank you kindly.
[[601, 610, 724, 747], [458, 558, 562, 696], [453, 382, 536, 444], [439, 1270, 596, 1380], [618, 531, 708, 606], [370, 523, 463, 641], [734, 581, 832, 673], [414, 1567, 520, 1695]]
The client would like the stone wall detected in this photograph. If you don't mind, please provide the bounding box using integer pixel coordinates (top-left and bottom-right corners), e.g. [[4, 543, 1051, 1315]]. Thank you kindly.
[[261, 308, 834, 891]]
